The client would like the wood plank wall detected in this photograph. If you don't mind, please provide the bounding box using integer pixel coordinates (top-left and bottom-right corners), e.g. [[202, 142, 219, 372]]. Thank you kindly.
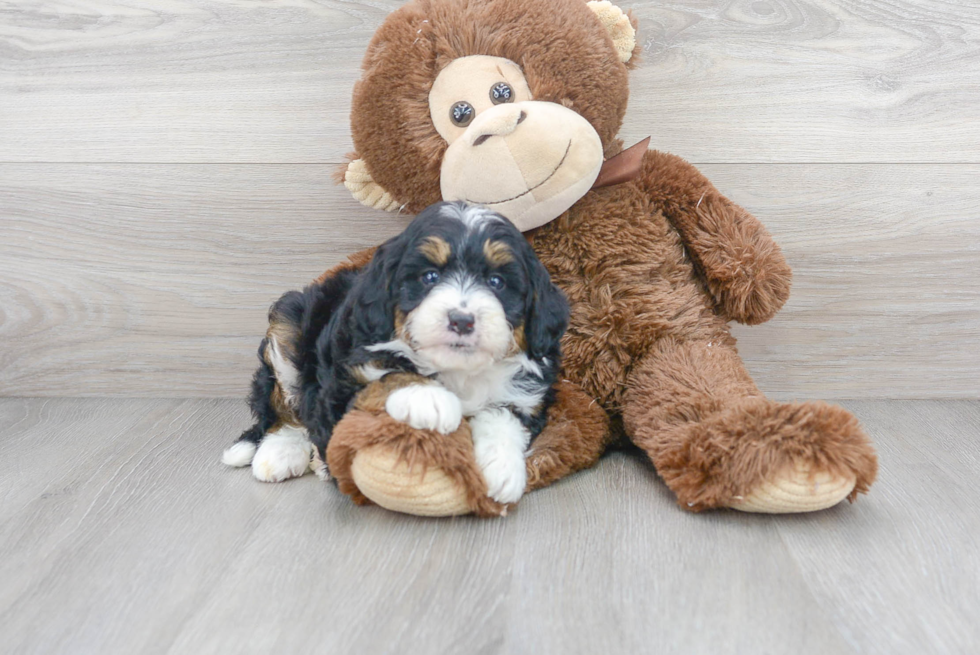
[[1, 0, 977, 398]]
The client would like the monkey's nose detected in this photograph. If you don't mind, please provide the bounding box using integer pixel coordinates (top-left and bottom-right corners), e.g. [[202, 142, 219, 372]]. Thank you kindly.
[[447, 310, 476, 335], [468, 104, 528, 146]]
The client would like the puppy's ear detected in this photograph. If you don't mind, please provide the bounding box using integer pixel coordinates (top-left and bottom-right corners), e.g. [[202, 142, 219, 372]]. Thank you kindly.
[[524, 257, 570, 361], [349, 235, 408, 345]]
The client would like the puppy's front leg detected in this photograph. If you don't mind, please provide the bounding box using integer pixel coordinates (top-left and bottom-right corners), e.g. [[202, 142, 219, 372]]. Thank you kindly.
[[470, 408, 531, 505]]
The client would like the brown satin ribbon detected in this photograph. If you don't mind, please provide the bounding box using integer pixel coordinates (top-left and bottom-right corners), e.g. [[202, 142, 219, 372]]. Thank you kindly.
[[591, 136, 651, 189]]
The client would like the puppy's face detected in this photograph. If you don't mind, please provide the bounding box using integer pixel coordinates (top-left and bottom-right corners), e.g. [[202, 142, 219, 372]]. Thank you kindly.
[[392, 204, 534, 372]]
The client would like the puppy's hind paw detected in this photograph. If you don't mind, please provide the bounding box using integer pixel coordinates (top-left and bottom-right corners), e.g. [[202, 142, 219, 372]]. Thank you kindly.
[[222, 440, 257, 468], [251, 426, 314, 483], [385, 384, 463, 434]]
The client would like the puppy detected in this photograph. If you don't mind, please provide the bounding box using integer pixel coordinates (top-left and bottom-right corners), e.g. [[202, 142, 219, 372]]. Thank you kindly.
[[222, 201, 569, 504]]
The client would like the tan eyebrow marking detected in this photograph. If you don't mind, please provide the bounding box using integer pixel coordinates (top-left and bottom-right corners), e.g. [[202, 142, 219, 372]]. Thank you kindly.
[[418, 236, 451, 266], [483, 239, 514, 266]]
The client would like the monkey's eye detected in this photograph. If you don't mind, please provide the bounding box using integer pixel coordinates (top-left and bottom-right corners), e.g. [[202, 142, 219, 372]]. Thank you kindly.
[[450, 101, 474, 127], [490, 82, 514, 105], [421, 270, 441, 285], [487, 274, 505, 290]]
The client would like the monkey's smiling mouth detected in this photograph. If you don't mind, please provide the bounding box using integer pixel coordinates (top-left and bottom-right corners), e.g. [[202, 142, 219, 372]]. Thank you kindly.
[[464, 140, 572, 206]]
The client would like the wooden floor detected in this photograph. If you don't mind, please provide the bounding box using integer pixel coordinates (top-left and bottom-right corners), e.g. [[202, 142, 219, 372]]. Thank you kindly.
[[0, 398, 978, 655]]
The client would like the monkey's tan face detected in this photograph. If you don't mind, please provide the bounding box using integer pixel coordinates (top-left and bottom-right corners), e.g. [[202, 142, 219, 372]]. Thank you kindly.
[[430, 56, 605, 232]]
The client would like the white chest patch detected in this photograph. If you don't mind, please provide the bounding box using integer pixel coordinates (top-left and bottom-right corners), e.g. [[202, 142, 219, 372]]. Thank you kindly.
[[435, 354, 544, 417], [365, 340, 546, 418]]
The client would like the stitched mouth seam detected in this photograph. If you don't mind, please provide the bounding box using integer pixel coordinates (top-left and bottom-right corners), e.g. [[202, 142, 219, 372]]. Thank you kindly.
[[462, 140, 571, 205]]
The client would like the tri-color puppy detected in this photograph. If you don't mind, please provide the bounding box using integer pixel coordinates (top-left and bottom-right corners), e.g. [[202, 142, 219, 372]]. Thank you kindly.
[[222, 201, 569, 504]]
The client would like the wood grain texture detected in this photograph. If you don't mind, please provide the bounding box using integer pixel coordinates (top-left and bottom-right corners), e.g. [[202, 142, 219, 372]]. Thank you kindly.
[[2, 0, 980, 163], [0, 398, 977, 654], [0, 163, 411, 397], [716, 164, 980, 399], [2, 163, 976, 398]]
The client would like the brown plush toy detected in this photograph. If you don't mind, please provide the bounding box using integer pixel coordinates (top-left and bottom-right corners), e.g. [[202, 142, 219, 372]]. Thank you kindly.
[[309, 0, 878, 516]]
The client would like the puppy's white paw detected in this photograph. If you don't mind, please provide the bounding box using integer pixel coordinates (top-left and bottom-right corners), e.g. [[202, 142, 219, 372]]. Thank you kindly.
[[385, 384, 462, 434], [471, 409, 530, 505], [476, 443, 527, 505], [221, 440, 257, 468], [251, 425, 314, 483]]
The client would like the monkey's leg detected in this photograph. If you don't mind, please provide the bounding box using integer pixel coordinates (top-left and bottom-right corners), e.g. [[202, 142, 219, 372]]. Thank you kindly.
[[525, 380, 613, 492], [623, 338, 877, 512]]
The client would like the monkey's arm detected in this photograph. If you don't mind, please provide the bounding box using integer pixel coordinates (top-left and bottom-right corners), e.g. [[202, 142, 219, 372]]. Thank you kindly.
[[636, 150, 792, 325]]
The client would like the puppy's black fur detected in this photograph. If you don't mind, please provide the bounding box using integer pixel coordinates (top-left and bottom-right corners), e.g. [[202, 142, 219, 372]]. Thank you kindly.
[[233, 202, 569, 471]]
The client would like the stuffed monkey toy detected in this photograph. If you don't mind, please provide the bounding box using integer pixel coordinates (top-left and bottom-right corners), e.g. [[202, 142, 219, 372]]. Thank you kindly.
[[292, 0, 877, 516]]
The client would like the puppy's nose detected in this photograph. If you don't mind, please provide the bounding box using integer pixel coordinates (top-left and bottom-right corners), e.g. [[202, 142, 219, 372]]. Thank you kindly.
[[447, 310, 475, 336]]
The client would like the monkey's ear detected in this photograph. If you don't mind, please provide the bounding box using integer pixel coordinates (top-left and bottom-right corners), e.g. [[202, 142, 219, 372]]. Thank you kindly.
[[339, 158, 402, 212], [586, 1, 637, 64]]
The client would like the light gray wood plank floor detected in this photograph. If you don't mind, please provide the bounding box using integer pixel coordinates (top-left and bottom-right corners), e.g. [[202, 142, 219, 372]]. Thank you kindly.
[[1, 398, 977, 655]]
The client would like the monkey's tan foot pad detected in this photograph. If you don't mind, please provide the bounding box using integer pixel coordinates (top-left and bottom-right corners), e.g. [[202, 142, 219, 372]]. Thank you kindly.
[[350, 445, 473, 516], [726, 461, 857, 514]]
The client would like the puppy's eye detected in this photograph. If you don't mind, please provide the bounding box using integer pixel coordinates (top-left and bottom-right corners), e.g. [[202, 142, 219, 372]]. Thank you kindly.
[[450, 101, 474, 127], [490, 82, 514, 105], [421, 270, 441, 285], [487, 274, 505, 290]]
